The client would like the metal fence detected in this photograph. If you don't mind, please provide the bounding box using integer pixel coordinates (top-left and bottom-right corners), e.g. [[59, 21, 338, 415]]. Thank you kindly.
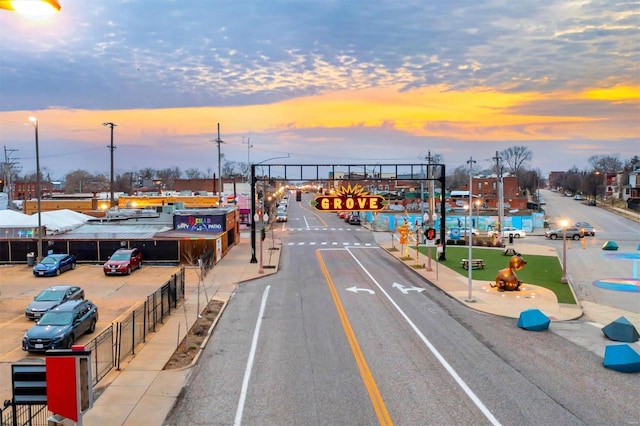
[[84, 325, 115, 386], [1, 267, 186, 426], [0, 401, 50, 426]]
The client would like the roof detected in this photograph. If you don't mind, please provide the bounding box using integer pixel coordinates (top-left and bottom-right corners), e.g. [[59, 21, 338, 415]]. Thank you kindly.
[[0, 209, 92, 233], [47, 223, 172, 240]]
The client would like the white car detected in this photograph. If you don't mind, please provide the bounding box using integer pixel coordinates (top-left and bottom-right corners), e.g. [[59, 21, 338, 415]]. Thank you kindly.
[[487, 227, 526, 239], [276, 212, 288, 222], [447, 227, 478, 237]]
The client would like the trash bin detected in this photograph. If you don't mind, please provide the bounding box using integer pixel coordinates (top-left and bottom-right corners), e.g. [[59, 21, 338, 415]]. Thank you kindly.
[[27, 252, 35, 266]]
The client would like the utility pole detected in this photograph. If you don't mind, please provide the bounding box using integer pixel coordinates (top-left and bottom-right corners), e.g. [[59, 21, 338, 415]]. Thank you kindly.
[[103, 122, 117, 209], [214, 123, 225, 205], [493, 150, 504, 245], [3, 147, 20, 208], [243, 137, 253, 182]]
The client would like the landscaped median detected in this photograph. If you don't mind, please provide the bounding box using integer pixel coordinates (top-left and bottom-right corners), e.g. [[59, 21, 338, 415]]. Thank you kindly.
[[409, 245, 578, 305]]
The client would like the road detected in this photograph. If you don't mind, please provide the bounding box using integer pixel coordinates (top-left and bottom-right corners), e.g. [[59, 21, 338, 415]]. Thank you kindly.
[[166, 194, 639, 425], [536, 189, 640, 314]]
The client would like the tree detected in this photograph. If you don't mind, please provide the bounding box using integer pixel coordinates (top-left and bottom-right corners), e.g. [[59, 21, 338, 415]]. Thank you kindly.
[[185, 168, 205, 179], [64, 170, 94, 193], [587, 155, 623, 173], [500, 146, 533, 176], [447, 165, 469, 190], [222, 160, 238, 178], [156, 167, 181, 190]]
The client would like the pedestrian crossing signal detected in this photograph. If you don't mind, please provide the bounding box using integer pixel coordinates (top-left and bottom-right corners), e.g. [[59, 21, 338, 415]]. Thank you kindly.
[[426, 228, 436, 240]]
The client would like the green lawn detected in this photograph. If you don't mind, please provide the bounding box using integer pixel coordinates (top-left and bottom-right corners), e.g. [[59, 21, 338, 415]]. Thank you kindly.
[[415, 245, 577, 304]]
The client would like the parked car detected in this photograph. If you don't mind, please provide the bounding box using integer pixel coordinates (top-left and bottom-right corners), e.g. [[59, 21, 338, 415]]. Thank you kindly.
[[575, 221, 595, 236], [22, 299, 98, 352], [25, 285, 85, 320], [276, 211, 288, 222], [545, 227, 584, 240], [348, 212, 361, 225], [487, 227, 527, 239], [448, 227, 478, 237], [33, 254, 76, 277], [103, 248, 142, 275], [574, 194, 583, 201]]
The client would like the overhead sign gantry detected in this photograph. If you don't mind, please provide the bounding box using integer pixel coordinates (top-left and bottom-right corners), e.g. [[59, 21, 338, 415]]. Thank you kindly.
[[249, 163, 447, 262]]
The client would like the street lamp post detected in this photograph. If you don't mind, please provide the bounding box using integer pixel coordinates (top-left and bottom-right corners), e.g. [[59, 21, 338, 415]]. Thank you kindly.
[[29, 117, 43, 262], [560, 219, 568, 283], [466, 156, 476, 302], [250, 155, 290, 263]]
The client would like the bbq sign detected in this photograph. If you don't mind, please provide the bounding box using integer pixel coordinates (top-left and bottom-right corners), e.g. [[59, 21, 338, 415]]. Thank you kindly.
[[311, 184, 387, 212]]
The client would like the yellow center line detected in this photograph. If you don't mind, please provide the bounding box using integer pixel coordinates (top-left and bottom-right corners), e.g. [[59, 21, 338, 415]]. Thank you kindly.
[[316, 250, 392, 426], [299, 201, 329, 227]]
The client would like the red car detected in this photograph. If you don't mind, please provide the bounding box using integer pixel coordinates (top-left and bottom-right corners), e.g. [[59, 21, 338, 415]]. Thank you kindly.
[[103, 248, 142, 275]]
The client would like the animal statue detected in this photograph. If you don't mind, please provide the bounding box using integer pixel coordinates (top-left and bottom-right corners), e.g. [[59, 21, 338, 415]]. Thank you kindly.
[[493, 255, 527, 291]]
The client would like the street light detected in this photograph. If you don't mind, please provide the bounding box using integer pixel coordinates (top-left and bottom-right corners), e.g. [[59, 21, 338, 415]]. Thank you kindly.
[[250, 154, 290, 263], [0, 0, 61, 19], [560, 219, 569, 284], [28, 116, 43, 262]]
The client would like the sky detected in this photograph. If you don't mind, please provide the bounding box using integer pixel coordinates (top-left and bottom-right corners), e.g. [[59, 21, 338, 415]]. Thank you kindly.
[[0, 0, 638, 180]]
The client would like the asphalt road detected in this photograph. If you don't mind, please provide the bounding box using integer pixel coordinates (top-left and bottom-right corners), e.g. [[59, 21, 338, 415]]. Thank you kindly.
[[536, 189, 640, 314], [166, 195, 639, 425]]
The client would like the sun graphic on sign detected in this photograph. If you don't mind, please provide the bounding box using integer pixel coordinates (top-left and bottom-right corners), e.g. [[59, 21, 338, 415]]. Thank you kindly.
[[333, 184, 371, 197], [311, 184, 387, 212]]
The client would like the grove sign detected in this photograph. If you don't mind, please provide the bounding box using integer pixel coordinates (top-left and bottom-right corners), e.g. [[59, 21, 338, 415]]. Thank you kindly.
[[311, 184, 387, 212]]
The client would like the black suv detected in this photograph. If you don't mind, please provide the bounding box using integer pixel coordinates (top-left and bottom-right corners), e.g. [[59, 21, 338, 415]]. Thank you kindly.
[[22, 300, 98, 352]]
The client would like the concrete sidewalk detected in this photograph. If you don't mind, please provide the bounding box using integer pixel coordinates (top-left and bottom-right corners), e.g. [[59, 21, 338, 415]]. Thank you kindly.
[[83, 234, 282, 425], [81, 229, 637, 425]]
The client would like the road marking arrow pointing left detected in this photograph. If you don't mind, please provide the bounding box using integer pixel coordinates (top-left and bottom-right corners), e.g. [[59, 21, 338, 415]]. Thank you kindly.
[[346, 286, 375, 294], [392, 282, 426, 295]]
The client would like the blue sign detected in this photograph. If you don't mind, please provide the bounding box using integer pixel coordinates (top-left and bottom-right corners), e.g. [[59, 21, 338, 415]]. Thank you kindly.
[[450, 227, 461, 240]]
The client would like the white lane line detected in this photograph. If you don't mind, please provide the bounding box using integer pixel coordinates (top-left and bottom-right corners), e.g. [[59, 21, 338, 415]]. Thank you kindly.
[[304, 216, 310, 229], [234, 285, 271, 426], [345, 248, 501, 426]]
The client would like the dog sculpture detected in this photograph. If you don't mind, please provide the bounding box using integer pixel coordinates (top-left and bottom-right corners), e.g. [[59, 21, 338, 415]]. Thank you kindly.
[[492, 254, 527, 291]]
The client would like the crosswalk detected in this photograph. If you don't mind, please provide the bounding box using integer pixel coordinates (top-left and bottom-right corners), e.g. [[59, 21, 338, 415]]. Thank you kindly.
[[284, 241, 374, 246], [276, 227, 365, 232]]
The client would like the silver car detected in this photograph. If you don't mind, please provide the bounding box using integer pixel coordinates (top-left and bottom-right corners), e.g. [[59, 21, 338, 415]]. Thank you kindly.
[[25, 285, 85, 320], [545, 227, 584, 240]]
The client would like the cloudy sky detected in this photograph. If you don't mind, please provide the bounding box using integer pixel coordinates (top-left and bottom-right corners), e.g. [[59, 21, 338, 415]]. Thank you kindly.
[[0, 0, 638, 180]]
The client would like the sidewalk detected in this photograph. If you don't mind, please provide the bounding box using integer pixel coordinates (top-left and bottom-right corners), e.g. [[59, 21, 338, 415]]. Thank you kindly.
[[83, 234, 282, 425], [82, 228, 637, 425]]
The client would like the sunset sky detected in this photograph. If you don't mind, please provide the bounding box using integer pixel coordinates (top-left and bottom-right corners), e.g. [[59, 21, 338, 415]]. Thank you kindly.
[[0, 0, 638, 179]]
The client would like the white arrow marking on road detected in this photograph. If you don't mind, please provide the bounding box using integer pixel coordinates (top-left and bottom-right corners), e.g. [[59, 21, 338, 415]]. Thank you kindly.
[[392, 282, 426, 295], [346, 286, 375, 294]]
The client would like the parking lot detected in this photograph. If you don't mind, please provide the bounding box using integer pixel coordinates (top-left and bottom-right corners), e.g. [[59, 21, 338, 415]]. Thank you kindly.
[[0, 262, 191, 402]]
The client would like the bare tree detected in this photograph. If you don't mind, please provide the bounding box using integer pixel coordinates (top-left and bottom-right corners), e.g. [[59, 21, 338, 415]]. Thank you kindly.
[[222, 160, 238, 178], [500, 146, 533, 176], [64, 170, 94, 193], [185, 168, 205, 179], [588, 155, 623, 173], [447, 165, 469, 189]]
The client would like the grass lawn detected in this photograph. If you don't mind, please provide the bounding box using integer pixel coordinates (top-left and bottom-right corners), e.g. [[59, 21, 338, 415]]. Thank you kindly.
[[415, 245, 577, 304]]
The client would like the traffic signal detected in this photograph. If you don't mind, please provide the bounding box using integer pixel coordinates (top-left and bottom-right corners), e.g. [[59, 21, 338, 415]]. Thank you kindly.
[[296, 191, 302, 202], [0, 178, 4, 191], [426, 228, 436, 240], [260, 228, 266, 241]]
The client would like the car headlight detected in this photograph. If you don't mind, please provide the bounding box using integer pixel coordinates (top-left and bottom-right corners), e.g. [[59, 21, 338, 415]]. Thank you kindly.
[[52, 335, 66, 342]]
